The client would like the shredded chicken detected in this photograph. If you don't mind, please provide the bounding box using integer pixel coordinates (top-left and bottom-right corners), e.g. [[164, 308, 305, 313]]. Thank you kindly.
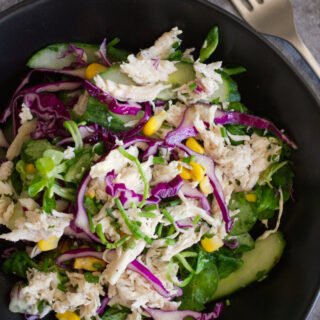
[[6, 119, 37, 160]]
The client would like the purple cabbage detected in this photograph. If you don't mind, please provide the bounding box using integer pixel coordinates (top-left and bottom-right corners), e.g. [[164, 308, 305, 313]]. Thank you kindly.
[[178, 144, 233, 232], [165, 106, 296, 149], [0, 70, 36, 124], [20, 81, 82, 95], [151, 176, 183, 199], [22, 92, 70, 139], [65, 222, 93, 242], [165, 107, 198, 147], [127, 260, 179, 299], [145, 303, 223, 320], [2, 79, 81, 135], [57, 124, 117, 151], [56, 248, 104, 267], [97, 296, 110, 316], [0, 67, 85, 125], [98, 39, 111, 67], [56, 248, 180, 299], [142, 140, 163, 161], [105, 170, 143, 206], [223, 238, 239, 250], [180, 183, 211, 213], [84, 80, 142, 115], [214, 109, 297, 149], [122, 135, 155, 149], [59, 44, 87, 67], [176, 218, 194, 229], [120, 102, 152, 139]]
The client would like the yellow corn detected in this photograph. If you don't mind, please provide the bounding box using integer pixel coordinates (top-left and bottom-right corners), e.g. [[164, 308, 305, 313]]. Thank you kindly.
[[142, 111, 167, 136], [179, 166, 192, 180], [37, 236, 59, 252], [190, 162, 205, 182], [74, 257, 106, 272], [245, 193, 257, 203], [201, 235, 223, 253], [85, 63, 108, 80], [56, 311, 80, 320], [25, 163, 36, 174], [199, 176, 213, 195], [186, 138, 205, 154]]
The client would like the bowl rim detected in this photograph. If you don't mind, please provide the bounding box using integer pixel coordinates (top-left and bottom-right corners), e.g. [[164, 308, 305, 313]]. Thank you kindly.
[[0, 0, 319, 318]]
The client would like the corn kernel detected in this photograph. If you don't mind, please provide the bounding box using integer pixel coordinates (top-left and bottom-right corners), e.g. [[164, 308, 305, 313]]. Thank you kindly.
[[190, 161, 205, 182], [85, 63, 107, 80], [37, 236, 59, 252], [186, 138, 205, 154], [56, 311, 80, 320], [245, 193, 257, 203], [201, 235, 223, 253], [199, 176, 213, 195], [142, 111, 167, 136], [179, 165, 192, 180], [74, 257, 106, 271], [25, 163, 36, 174]]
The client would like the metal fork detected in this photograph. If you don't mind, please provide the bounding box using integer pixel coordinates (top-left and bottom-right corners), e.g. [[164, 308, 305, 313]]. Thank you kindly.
[[230, 0, 320, 78]]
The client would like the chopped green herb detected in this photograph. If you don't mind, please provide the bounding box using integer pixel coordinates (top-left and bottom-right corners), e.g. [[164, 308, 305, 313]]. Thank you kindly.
[[220, 126, 228, 139], [84, 272, 99, 283], [143, 204, 158, 212], [165, 238, 176, 246], [115, 199, 152, 244], [118, 147, 149, 206], [156, 223, 164, 238], [199, 26, 219, 63], [96, 223, 108, 245], [189, 82, 197, 91], [138, 211, 157, 218], [107, 38, 130, 62], [2, 251, 38, 278], [37, 300, 47, 314], [162, 208, 176, 227], [222, 66, 247, 76], [92, 263, 105, 271], [175, 253, 194, 273], [193, 215, 201, 225], [182, 155, 196, 164], [63, 120, 83, 150], [153, 156, 166, 165]]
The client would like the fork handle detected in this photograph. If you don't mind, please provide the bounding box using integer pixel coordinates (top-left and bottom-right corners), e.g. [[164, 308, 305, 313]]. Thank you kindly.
[[287, 34, 320, 79]]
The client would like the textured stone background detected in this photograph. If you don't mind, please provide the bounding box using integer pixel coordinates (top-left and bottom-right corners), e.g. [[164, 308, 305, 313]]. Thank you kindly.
[[0, 0, 319, 318]]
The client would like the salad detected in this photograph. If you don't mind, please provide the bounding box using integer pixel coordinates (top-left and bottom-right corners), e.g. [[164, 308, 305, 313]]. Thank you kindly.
[[0, 26, 295, 320]]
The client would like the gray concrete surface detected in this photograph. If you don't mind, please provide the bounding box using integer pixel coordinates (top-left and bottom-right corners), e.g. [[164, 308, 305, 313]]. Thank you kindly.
[[0, 0, 319, 318]]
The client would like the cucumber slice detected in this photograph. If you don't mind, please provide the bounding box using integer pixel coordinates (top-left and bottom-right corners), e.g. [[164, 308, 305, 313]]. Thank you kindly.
[[98, 61, 239, 102], [65, 150, 93, 183], [212, 232, 285, 300], [100, 64, 134, 85], [157, 62, 195, 100], [168, 62, 195, 86], [27, 42, 99, 69], [209, 72, 240, 103]]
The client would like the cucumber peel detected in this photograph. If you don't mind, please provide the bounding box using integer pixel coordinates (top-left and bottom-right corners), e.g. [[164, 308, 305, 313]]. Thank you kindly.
[[27, 42, 99, 69], [212, 232, 285, 300]]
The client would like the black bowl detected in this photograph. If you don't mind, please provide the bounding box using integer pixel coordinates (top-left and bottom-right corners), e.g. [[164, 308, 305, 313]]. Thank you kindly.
[[0, 0, 320, 319]]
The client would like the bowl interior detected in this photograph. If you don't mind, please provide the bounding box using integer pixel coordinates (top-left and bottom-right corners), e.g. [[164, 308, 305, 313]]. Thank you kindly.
[[0, 0, 320, 319]]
